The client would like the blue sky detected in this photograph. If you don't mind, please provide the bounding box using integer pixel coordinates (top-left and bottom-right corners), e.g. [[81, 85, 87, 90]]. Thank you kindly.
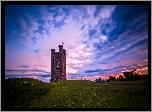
[[5, 5, 148, 82]]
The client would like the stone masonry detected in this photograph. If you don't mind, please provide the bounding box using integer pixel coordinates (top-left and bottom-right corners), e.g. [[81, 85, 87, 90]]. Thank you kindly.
[[51, 45, 66, 82]]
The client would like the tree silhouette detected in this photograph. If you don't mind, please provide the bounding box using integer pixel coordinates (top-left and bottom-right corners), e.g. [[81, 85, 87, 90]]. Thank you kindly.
[[123, 69, 140, 81], [102, 79, 106, 82], [98, 78, 102, 83], [118, 75, 125, 81], [95, 77, 102, 83], [107, 75, 116, 82]]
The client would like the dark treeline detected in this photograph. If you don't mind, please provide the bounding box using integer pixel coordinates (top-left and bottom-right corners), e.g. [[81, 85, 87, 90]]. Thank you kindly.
[[95, 69, 148, 83]]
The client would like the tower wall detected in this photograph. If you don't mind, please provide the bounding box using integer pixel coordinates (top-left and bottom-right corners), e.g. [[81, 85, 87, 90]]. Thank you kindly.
[[63, 49, 66, 80], [51, 45, 66, 82], [51, 49, 55, 82]]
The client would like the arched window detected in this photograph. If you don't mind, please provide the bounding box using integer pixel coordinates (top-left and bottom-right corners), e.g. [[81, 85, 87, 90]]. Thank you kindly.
[[56, 61, 60, 68]]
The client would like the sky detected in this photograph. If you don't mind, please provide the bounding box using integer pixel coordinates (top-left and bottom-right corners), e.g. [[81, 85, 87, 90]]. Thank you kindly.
[[5, 5, 148, 82]]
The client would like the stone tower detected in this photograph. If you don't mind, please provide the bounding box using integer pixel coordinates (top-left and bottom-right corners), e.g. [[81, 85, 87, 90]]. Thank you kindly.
[[51, 45, 66, 82]]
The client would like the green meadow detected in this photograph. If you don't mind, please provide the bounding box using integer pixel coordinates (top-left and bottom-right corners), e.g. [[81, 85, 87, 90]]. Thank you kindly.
[[5, 78, 148, 108]]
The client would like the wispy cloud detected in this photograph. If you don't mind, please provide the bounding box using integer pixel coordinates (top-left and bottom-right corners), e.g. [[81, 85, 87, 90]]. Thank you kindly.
[[34, 49, 42, 53], [84, 69, 102, 73], [18, 65, 30, 68], [17, 13, 41, 46], [5, 69, 47, 73]]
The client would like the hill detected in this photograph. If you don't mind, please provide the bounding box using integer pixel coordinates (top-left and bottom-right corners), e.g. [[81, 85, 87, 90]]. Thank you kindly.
[[5, 78, 50, 108], [4, 78, 148, 108]]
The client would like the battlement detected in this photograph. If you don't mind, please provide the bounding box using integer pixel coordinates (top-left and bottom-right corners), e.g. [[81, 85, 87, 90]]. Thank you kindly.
[[58, 45, 63, 47], [51, 49, 55, 52]]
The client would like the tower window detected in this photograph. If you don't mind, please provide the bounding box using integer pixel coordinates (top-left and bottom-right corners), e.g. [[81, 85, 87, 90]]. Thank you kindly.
[[56, 61, 60, 68]]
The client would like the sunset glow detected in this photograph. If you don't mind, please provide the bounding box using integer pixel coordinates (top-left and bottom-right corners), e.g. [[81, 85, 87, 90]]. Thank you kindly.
[[5, 5, 148, 82]]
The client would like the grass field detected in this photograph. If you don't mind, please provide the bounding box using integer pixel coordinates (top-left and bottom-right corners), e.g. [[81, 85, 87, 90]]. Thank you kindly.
[[5, 78, 148, 108]]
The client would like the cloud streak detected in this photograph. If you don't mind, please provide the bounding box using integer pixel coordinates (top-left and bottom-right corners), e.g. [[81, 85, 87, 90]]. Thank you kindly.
[[18, 65, 30, 68]]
